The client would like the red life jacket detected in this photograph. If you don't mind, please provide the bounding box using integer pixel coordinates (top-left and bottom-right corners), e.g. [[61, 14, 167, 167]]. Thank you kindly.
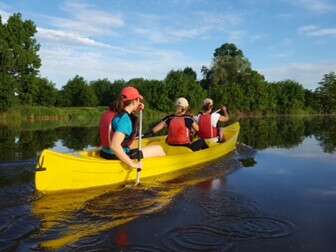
[[99, 110, 117, 148], [167, 117, 191, 145], [198, 113, 218, 139], [99, 110, 136, 148]]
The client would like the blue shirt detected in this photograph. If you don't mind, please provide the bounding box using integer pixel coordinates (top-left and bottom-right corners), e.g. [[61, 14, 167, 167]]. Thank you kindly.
[[102, 113, 133, 155]]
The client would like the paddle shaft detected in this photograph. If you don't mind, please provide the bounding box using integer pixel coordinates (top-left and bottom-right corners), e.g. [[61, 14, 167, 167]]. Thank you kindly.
[[135, 110, 143, 185]]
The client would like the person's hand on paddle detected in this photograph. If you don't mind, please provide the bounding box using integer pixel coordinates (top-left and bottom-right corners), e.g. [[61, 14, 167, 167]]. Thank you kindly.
[[135, 102, 144, 112], [221, 106, 228, 113], [130, 161, 142, 170]]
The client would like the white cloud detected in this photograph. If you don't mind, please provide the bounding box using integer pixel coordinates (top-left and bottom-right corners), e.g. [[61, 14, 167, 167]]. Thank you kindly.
[[37, 27, 113, 48], [259, 62, 336, 89], [0, 8, 10, 22], [39, 45, 204, 88], [298, 25, 336, 37], [133, 12, 244, 43], [49, 0, 124, 37], [293, 0, 336, 13], [134, 27, 206, 43]]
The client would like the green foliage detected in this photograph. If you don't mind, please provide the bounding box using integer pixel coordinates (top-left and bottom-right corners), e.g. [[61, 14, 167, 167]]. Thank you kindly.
[[34, 78, 58, 106], [202, 43, 311, 114], [126, 68, 205, 112], [316, 72, 336, 114], [127, 78, 170, 112], [90, 78, 113, 106], [0, 106, 105, 128], [1, 13, 41, 106], [60, 75, 98, 107], [164, 69, 206, 110], [110, 79, 126, 103], [210, 43, 251, 85], [269, 80, 305, 113], [183, 67, 197, 81], [304, 89, 321, 113], [0, 74, 18, 111]]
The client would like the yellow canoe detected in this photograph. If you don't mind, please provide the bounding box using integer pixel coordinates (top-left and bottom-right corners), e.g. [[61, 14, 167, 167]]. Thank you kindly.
[[35, 122, 240, 193]]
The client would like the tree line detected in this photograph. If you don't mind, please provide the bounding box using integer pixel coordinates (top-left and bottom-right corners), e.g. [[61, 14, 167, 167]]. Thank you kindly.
[[1, 13, 336, 114]]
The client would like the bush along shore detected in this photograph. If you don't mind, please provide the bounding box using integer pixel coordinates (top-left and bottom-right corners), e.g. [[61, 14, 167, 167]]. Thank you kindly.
[[0, 106, 167, 129], [0, 106, 105, 127], [1, 105, 325, 129]]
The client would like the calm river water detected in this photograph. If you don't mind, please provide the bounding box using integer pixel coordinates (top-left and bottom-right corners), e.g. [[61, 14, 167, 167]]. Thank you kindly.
[[0, 116, 335, 251]]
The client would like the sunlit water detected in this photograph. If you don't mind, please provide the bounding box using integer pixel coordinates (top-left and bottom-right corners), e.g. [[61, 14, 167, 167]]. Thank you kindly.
[[0, 116, 335, 251]]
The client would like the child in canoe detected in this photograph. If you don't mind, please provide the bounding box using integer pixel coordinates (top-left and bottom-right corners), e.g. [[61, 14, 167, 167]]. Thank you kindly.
[[150, 97, 208, 151], [194, 98, 229, 144], [99, 86, 165, 168]]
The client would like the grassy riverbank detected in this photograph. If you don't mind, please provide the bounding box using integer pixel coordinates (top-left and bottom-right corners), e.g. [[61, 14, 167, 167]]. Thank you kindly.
[[0, 106, 166, 129], [0, 106, 104, 127], [0, 106, 321, 130]]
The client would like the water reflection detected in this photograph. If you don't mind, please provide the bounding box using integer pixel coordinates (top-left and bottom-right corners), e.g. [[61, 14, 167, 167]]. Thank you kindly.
[[239, 116, 336, 152], [0, 126, 99, 162], [30, 157, 241, 250], [0, 116, 335, 251]]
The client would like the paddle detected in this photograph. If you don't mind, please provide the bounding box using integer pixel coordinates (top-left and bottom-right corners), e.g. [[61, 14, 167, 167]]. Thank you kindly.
[[135, 110, 143, 185]]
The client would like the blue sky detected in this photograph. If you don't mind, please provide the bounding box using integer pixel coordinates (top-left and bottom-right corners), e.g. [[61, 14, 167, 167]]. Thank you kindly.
[[1, 0, 336, 89]]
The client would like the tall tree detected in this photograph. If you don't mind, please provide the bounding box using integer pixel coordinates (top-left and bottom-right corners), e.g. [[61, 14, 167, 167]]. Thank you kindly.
[[90, 78, 113, 106], [1, 13, 41, 105], [127, 78, 171, 112], [183, 67, 197, 81], [316, 72, 336, 114], [34, 78, 58, 106], [165, 70, 206, 110], [0, 15, 17, 110], [210, 43, 251, 85], [270, 80, 305, 113], [60, 76, 98, 107]]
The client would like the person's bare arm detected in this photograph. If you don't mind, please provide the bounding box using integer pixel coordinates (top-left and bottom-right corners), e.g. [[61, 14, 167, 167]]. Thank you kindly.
[[191, 122, 199, 132], [219, 106, 229, 122], [110, 132, 138, 168], [152, 121, 167, 134]]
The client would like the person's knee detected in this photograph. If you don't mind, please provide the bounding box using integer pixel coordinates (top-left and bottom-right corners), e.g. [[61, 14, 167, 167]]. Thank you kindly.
[[143, 145, 166, 158]]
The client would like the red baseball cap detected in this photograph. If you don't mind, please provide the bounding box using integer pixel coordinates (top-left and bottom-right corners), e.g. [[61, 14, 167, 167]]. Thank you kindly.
[[120, 86, 143, 101]]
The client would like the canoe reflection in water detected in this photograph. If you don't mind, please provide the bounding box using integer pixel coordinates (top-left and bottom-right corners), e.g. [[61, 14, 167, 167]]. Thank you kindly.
[[32, 154, 243, 250]]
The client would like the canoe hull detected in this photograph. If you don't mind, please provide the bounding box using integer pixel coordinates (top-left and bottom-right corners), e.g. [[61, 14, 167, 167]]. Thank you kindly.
[[35, 122, 240, 193]]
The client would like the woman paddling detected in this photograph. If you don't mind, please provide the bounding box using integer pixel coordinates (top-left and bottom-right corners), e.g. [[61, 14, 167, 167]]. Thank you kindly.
[[99, 86, 165, 168], [150, 97, 208, 151], [195, 98, 229, 144]]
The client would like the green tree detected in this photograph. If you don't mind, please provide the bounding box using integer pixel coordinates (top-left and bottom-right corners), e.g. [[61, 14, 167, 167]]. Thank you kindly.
[[210, 43, 251, 86], [90, 78, 113, 106], [1, 13, 41, 105], [0, 74, 18, 111], [34, 78, 58, 106], [316, 72, 336, 114], [209, 83, 244, 111], [60, 76, 98, 107], [304, 89, 320, 113], [127, 78, 170, 111], [270, 80, 305, 113], [183, 67, 197, 81], [165, 69, 206, 110], [110, 79, 126, 105], [1, 15, 18, 110]]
